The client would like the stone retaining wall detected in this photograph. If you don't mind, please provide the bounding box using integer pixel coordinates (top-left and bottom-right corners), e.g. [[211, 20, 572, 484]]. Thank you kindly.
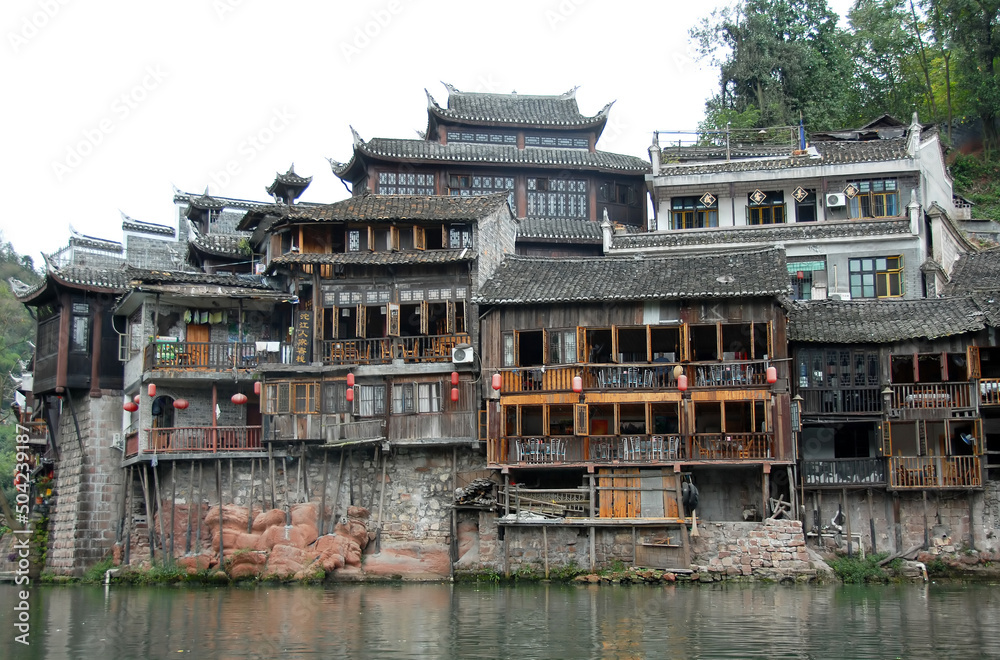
[[690, 519, 814, 580]]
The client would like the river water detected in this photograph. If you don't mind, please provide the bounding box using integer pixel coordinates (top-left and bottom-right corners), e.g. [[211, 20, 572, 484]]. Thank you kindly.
[[1, 581, 999, 659]]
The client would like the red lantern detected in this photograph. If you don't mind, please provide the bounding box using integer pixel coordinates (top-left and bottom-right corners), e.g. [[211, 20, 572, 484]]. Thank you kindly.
[[797, 271, 805, 280], [572, 375, 583, 393], [173, 399, 189, 410], [491, 373, 502, 391], [147, 383, 156, 397], [766, 366, 778, 384], [133, 394, 141, 405], [347, 373, 355, 388], [451, 371, 460, 386], [231, 392, 248, 405], [451, 387, 459, 402], [254, 381, 261, 395], [346, 388, 355, 403], [123, 401, 138, 413], [677, 374, 688, 392]]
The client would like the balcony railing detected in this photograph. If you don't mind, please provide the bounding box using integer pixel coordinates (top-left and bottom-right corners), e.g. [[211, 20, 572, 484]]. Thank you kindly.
[[689, 433, 774, 460], [802, 457, 886, 486], [887, 382, 975, 414], [16, 421, 49, 446], [319, 334, 470, 366], [130, 426, 264, 457], [888, 455, 982, 489], [980, 379, 1000, 406], [495, 360, 773, 394], [391, 411, 476, 443], [322, 419, 386, 445], [144, 342, 268, 371], [799, 388, 882, 414]]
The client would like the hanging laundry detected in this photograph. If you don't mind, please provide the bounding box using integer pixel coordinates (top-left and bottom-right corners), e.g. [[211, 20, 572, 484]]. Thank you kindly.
[[183, 310, 192, 323], [209, 311, 224, 324]]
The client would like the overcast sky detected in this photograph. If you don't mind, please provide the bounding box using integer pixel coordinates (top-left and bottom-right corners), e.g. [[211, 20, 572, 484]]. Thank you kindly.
[[1, 0, 854, 265]]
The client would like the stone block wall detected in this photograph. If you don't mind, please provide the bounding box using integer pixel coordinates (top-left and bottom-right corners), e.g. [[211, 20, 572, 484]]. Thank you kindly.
[[690, 520, 811, 579], [47, 391, 124, 575]]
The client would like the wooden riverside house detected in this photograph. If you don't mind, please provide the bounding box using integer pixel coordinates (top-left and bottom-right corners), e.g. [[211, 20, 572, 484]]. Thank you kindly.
[[330, 83, 650, 232], [789, 297, 988, 495], [476, 246, 795, 563], [237, 192, 517, 449]]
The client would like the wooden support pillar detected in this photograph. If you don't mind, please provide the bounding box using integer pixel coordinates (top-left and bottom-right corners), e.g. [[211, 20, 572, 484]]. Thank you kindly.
[[248, 459, 256, 534], [787, 466, 798, 523], [196, 464, 203, 553], [842, 487, 852, 557], [268, 444, 276, 510], [867, 488, 876, 555], [217, 459, 224, 560], [588, 473, 596, 571], [318, 450, 329, 536], [892, 492, 902, 552], [124, 467, 133, 566], [542, 525, 549, 579], [922, 490, 930, 549], [969, 490, 976, 551], [169, 465, 176, 561], [330, 450, 346, 534], [88, 300, 103, 397], [139, 467, 155, 560], [186, 461, 194, 554], [673, 467, 691, 569]]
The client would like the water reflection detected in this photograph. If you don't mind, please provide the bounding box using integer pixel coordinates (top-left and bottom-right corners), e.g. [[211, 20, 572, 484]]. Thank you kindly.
[[1, 582, 998, 659]]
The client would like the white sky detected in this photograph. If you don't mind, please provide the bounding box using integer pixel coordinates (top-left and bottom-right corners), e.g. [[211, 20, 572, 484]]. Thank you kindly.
[[1, 0, 855, 264]]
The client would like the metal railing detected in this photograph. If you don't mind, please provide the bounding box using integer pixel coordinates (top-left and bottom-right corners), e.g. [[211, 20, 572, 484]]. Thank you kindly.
[[802, 457, 886, 486], [888, 455, 982, 488], [139, 426, 264, 455]]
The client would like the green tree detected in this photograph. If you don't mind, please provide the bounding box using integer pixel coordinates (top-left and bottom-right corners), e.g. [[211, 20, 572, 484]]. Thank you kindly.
[[692, 0, 853, 131]]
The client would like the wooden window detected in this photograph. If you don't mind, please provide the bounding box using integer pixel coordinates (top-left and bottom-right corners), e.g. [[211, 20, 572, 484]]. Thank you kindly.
[[849, 256, 903, 299], [387, 303, 400, 337], [418, 382, 441, 413], [502, 332, 516, 367], [747, 191, 785, 225], [347, 229, 361, 252], [322, 382, 350, 414], [848, 179, 898, 218], [292, 383, 319, 414], [448, 225, 473, 248], [389, 226, 399, 251], [574, 404, 589, 436], [968, 346, 981, 379], [419, 300, 429, 335], [671, 196, 718, 229], [526, 178, 587, 218], [392, 383, 415, 414], [263, 383, 291, 414], [355, 384, 385, 417], [356, 304, 367, 338], [414, 227, 426, 250], [548, 329, 576, 364], [378, 171, 434, 195]]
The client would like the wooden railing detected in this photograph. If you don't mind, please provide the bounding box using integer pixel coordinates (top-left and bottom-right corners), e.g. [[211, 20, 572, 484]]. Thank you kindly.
[[888, 382, 975, 413], [802, 457, 886, 486], [888, 455, 982, 489], [799, 388, 882, 414], [125, 432, 139, 457], [689, 433, 774, 460], [489, 434, 684, 466], [322, 419, 386, 445], [495, 360, 773, 394], [980, 379, 1000, 406], [145, 342, 265, 370], [391, 411, 476, 442], [17, 420, 49, 446], [320, 334, 471, 365], [140, 426, 264, 454]]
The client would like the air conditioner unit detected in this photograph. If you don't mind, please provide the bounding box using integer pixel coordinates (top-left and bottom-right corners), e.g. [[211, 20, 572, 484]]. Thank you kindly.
[[827, 291, 852, 301], [826, 193, 847, 207], [111, 433, 123, 450], [452, 344, 474, 364]]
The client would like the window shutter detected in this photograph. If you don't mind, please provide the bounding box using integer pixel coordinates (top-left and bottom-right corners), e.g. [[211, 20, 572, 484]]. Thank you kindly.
[[367, 227, 375, 252], [388, 303, 400, 336], [414, 227, 426, 250], [446, 301, 456, 334], [441, 225, 449, 248], [542, 329, 550, 364], [680, 324, 690, 362], [356, 304, 366, 338], [118, 333, 129, 362], [389, 226, 399, 251], [330, 305, 338, 339], [574, 404, 589, 436], [882, 421, 891, 457], [766, 321, 774, 359], [611, 326, 619, 363], [968, 346, 981, 379], [577, 327, 587, 363], [420, 301, 429, 335]]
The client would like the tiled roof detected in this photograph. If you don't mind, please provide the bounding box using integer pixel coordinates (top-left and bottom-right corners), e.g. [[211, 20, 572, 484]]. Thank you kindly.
[[654, 138, 909, 177], [266, 165, 312, 196], [429, 84, 611, 128], [187, 189, 225, 211], [122, 214, 175, 237], [173, 190, 271, 212], [476, 247, 789, 305], [269, 249, 475, 271], [69, 235, 123, 253], [188, 223, 250, 258], [786, 297, 985, 343], [263, 193, 510, 225], [945, 247, 1000, 294], [15, 264, 131, 301], [126, 268, 273, 290], [331, 136, 650, 178], [971, 293, 1000, 326], [613, 218, 911, 250], [517, 218, 603, 243]]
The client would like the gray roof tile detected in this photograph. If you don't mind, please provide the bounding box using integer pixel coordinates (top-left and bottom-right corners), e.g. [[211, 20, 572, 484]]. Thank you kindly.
[[476, 247, 789, 305], [257, 192, 509, 226], [945, 247, 1000, 294], [430, 85, 610, 128], [517, 218, 603, 242], [786, 297, 985, 343]]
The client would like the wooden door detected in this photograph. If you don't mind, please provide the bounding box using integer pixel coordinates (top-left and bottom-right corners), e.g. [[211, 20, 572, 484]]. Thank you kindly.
[[186, 324, 210, 366]]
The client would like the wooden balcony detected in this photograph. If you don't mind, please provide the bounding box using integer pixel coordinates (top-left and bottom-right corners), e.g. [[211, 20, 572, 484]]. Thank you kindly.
[[887, 382, 975, 417], [689, 432, 774, 460], [320, 334, 470, 366], [887, 455, 982, 489], [16, 421, 49, 446], [144, 341, 269, 371], [496, 360, 773, 394], [391, 411, 476, 443], [802, 457, 886, 487], [126, 426, 264, 458], [980, 379, 1000, 406], [799, 388, 882, 415]]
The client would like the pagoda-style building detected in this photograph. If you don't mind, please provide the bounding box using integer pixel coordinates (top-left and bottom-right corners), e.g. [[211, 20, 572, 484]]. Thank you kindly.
[[330, 84, 650, 231]]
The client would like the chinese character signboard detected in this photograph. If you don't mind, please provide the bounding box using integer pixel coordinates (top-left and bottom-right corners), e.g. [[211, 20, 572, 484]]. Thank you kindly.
[[294, 310, 313, 364]]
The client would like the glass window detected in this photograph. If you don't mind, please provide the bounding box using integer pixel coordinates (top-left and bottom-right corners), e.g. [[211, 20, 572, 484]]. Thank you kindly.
[[671, 196, 718, 229], [849, 256, 903, 299], [355, 385, 386, 417], [392, 383, 415, 414], [527, 178, 587, 218], [548, 330, 577, 364], [848, 179, 899, 218], [378, 171, 434, 195], [417, 382, 441, 413], [71, 314, 89, 352], [747, 191, 785, 225]]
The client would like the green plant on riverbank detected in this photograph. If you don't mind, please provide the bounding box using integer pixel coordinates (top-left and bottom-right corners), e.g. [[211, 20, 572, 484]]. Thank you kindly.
[[82, 557, 114, 583], [828, 552, 890, 584]]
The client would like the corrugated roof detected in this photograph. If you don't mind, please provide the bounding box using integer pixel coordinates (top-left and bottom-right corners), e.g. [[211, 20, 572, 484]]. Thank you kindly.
[[476, 247, 789, 305]]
